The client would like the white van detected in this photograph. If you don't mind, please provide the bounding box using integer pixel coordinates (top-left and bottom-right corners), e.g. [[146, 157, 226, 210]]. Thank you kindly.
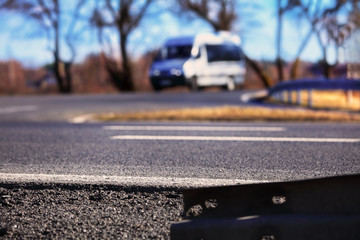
[[149, 32, 246, 91]]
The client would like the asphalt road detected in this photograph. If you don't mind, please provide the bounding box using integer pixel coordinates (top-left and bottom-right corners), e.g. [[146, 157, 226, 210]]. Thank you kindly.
[[0, 92, 359, 186], [0, 91, 253, 122], [1, 92, 360, 238]]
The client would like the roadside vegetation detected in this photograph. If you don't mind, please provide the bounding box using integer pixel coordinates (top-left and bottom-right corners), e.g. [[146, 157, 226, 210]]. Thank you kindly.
[[93, 89, 360, 122], [95, 105, 360, 123], [0, 1, 359, 95]]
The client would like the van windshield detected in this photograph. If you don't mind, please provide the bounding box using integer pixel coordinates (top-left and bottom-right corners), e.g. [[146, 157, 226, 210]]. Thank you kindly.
[[205, 44, 242, 62], [156, 45, 192, 60]]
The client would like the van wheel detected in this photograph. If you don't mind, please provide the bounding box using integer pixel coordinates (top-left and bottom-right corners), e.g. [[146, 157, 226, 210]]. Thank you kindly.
[[189, 77, 199, 91], [152, 84, 162, 92], [226, 78, 236, 91]]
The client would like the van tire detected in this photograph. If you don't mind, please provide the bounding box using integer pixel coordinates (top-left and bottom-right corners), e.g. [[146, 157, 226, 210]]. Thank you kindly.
[[189, 77, 199, 91], [152, 84, 162, 92], [226, 78, 236, 91]]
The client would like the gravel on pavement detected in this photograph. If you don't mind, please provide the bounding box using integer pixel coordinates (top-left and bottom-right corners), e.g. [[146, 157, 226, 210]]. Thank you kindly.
[[0, 183, 183, 239]]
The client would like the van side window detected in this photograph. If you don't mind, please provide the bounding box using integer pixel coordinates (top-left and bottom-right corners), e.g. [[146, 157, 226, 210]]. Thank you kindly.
[[205, 44, 242, 62], [167, 45, 192, 59]]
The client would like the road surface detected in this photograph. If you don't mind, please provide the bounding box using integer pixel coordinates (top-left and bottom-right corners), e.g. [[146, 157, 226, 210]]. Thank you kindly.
[[0, 92, 359, 186], [0, 91, 253, 122], [1, 92, 359, 238]]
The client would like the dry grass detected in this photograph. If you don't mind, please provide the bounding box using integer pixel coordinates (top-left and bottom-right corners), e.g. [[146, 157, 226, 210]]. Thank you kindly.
[[96, 105, 360, 122]]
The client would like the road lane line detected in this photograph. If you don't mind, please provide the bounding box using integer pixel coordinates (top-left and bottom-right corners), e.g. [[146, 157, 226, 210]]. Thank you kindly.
[[0, 105, 38, 114], [240, 90, 269, 102], [110, 135, 360, 143], [103, 125, 286, 132], [0, 173, 264, 187], [70, 114, 94, 123]]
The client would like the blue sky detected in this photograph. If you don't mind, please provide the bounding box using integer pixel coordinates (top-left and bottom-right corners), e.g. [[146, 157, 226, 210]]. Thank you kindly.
[[0, 0, 342, 68]]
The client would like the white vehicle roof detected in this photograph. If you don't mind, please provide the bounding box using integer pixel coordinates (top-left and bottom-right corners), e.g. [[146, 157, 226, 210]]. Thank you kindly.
[[164, 32, 241, 47]]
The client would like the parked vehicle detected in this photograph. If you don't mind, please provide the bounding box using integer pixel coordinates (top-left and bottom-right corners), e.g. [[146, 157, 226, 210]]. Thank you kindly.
[[149, 32, 246, 91]]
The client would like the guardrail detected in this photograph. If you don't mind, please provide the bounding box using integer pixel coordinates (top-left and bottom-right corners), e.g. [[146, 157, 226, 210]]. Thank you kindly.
[[270, 79, 360, 108], [269, 78, 360, 93], [171, 174, 360, 240], [242, 78, 360, 108]]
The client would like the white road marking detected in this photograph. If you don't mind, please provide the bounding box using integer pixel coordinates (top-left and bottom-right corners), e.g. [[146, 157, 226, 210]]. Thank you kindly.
[[0, 105, 38, 114], [240, 90, 269, 102], [103, 125, 285, 132], [70, 114, 94, 123], [110, 135, 360, 143], [0, 173, 264, 187]]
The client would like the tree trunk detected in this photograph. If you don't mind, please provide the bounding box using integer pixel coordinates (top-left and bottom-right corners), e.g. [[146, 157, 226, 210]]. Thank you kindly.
[[64, 63, 72, 93], [244, 55, 272, 88], [323, 60, 331, 79], [290, 28, 314, 80], [316, 31, 332, 79], [276, 57, 284, 81], [105, 61, 123, 91], [53, 11, 65, 93], [119, 32, 134, 91], [276, 0, 284, 81], [290, 58, 300, 80], [53, 0, 72, 94]]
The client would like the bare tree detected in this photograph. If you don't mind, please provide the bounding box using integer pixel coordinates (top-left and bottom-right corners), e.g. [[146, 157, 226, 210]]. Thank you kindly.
[[349, 0, 360, 28], [344, 0, 360, 74], [35, 0, 75, 93], [91, 0, 153, 92], [277, 0, 358, 79], [294, 0, 359, 79], [315, 0, 347, 78], [179, 0, 236, 31], [276, 0, 285, 81], [289, 0, 322, 79], [276, 0, 304, 81], [0, 0, 86, 93]]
